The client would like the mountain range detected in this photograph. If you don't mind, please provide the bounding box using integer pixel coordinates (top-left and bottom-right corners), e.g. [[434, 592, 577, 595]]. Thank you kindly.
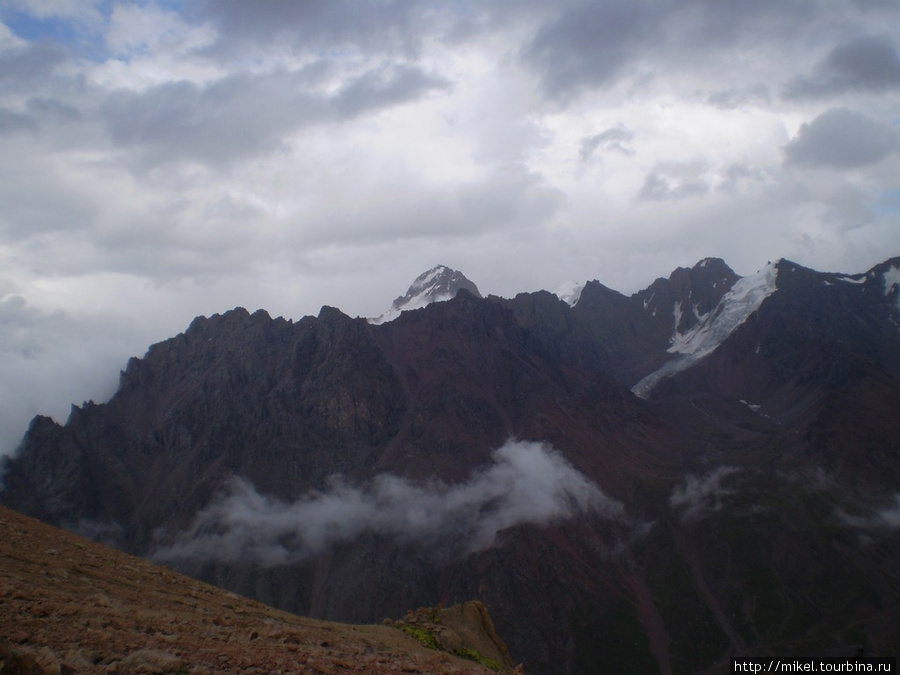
[[3, 257, 900, 674]]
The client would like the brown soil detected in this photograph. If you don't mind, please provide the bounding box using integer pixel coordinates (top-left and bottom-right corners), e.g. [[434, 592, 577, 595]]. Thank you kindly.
[[0, 506, 516, 674]]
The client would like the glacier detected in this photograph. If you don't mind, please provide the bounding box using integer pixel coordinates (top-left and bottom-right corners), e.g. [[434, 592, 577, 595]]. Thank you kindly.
[[631, 262, 778, 398], [555, 281, 585, 307]]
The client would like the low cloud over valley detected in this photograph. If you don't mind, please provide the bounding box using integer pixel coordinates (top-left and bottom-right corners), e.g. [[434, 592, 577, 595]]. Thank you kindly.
[[153, 440, 623, 566]]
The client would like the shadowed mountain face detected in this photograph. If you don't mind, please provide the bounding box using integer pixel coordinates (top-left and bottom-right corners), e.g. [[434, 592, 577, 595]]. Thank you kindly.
[[3, 257, 900, 674]]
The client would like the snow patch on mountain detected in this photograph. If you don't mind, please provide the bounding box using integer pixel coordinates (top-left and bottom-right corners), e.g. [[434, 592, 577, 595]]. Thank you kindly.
[[885, 266, 900, 320], [370, 265, 481, 324], [632, 262, 778, 398], [883, 266, 900, 296], [555, 281, 585, 307]]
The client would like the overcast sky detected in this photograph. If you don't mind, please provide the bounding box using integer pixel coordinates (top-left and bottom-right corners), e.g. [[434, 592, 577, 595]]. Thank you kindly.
[[1, 0, 899, 455]]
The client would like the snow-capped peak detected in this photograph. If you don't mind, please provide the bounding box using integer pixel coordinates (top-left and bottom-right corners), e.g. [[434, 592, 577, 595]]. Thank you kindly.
[[369, 265, 482, 324], [632, 262, 778, 398]]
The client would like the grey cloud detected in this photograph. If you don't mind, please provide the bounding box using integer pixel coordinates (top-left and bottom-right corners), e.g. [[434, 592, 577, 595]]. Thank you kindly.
[[783, 107, 897, 169], [26, 97, 81, 123], [706, 84, 771, 110], [522, 1, 652, 101], [197, 0, 427, 59], [784, 35, 900, 99], [0, 42, 67, 91], [521, 0, 818, 102], [579, 125, 635, 161], [101, 77, 286, 167], [153, 440, 624, 566], [330, 64, 449, 118], [670, 466, 740, 520], [818, 183, 874, 231], [452, 167, 564, 234], [0, 107, 35, 135], [292, 165, 564, 251], [194, 0, 556, 67], [716, 163, 768, 196], [638, 160, 710, 202], [101, 65, 447, 168], [854, 0, 900, 9], [0, 139, 98, 241]]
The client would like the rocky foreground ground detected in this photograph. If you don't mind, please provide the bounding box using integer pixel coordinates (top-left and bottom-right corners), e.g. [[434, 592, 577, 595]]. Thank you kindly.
[[0, 506, 520, 674]]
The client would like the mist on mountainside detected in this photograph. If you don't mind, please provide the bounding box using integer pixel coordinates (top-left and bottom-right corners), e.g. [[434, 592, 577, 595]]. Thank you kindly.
[[154, 439, 624, 566]]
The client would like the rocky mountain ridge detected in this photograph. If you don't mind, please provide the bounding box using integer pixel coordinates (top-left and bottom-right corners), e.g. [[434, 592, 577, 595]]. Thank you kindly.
[[3, 256, 900, 674]]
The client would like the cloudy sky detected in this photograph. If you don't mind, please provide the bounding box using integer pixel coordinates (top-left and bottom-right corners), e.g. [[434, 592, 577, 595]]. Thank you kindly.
[[1, 0, 899, 455]]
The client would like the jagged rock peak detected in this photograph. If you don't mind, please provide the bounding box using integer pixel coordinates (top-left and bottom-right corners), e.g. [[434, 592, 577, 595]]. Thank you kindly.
[[632, 257, 741, 335], [370, 265, 481, 324], [666, 257, 738, 291]]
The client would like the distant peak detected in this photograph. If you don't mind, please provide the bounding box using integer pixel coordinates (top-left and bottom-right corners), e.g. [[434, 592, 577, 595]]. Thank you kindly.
[[693, 257, 731, 273], [410, 265, 452, 290], [369, 265, 481, 324], [393, 265, 482, 311]]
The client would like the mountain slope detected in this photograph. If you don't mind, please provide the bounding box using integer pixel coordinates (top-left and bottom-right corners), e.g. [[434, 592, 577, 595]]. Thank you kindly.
[[0, 506, 513, 674]]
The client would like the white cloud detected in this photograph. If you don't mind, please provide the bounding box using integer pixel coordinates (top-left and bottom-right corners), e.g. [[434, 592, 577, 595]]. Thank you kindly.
[[153, 440, 624, 566], [670, 466, 741, 521], [0, 292, 143, 456], [837, 494, 900, 530]]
